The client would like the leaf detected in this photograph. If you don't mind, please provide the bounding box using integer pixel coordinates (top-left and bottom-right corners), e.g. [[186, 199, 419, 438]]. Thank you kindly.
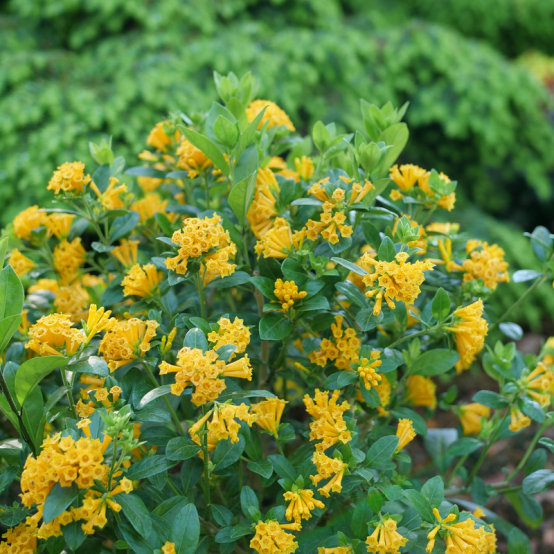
[[423, 429, 457, 474], [508, 528, 531, 554], [62, 521, 87, 551], [499, 322, 523, 341], [431, 288, 450, 322], [391, 408, 427, 436], [378, 236, 396, 262], [119, 522, 154, 554], [335, 281, 368, 309], [378, 123, 409, 174], [0, 237, 9, 270], [538, 437, 554, 454], [268, 454, 297, 481], [183, 328, 208, 352], [230, 523, 254, 540], [420, 476, 444, 508], [240, 486, 259, 520], [356, 309, 383, 332], [296, 296, 330, 313], [125, 456, 177, 480], [43, 483, 78, 524], [0, 466, 18, 496], [125, 166, 166, 179], [522, 469, 554, 494], [401, 490, 434, 523], [138, 385, 172, 409], [171, 504, 200, 554], [67, 356, 109, 377], [110, 211, 140, 242], [216, 389, 276, 402], [166, 437, 201, 461], [0, 266, 24, 320], [410, 349, 459, 376], [365, 436, 399, 468], [212, 504, 234, 527], [281, 259, 308, 285], [350, 501, 373, 540], [250, 276, 278, 300], [228, 146, 258, 225], [247, 460, 273, 479], [213, 435, 245, 470], [512, 270, 541, 283], [447, 438, 483, 456], [0, 507, 28, 527], [207, 271, 251, 290], [530, 226, 552, 262], [259, 313, 293, 341], [15, 356, 68, 405], [178, 126, 229, 178], [0, 314, 22, 353], [472, 391, 509, 409], [519, 398, 545, 423], [116, 493, 153, 539], [471, 476, 489, 505]]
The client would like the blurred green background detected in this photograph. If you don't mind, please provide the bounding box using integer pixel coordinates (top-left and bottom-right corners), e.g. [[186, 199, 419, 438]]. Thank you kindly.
[[2, 0, 554, 329]]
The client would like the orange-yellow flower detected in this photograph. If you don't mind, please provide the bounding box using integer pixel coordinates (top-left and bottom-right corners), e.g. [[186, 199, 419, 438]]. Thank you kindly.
[[246, 100, 295, 131], [122, 263, 162, 298], [47, 161, 91, 195], [458, 403, 490, 435], [8, 249, 35, 277]]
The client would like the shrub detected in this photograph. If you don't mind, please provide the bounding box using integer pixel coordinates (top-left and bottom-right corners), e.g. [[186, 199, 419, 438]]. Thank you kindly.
[[0, 72, 552, 554]]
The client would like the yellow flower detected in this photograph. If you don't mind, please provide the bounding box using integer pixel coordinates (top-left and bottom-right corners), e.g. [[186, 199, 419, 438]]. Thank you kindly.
[[374, 377, 391, 416], [246, 99, 295, 131], [318, 548, 352, 554], [84, 304, 116, 343], [165, 214, 236, 277], [53, 238, 87, 284], [310, 451, 347, 497], [509, 406, 531, 433], [473, 507, 486, 519], [445, 299, 488, 373], [251, 398, 287, 436], [147, 121, 180, 152], [13, 205, 47, 240], [122, 263, 162, 298], [247, 168, 280, 238], [131, 193, 172, 223], [28, 278, 60, 294], [250, 520, 299, 554], [207, 316, 251, 356], [8, 249, 35, 277], [112, 239, 140, 267], [362, 252, 434, 316], [458, 403, 490, 435], [522, 362, 554, 406], [284, 489, 325, 524], [0, 522, 38, 553], [26, 313, 85, 356], [98, 318, 159, 372], [405, 376, 437, 410], [255, 220, 306, 259], [389, 164, 426, 191], [90, 177, 129, 211], [396, 419, 416, 451], [177, 138, 213, 177], [436, 238, 463, 272], [366, 518, 408, 554], [462, 241, 509, 290], [309, 315, 360, 370], [294, 156, 314, 180], [45, 213, 76, 239], [427, 222, 460, 234], [47, 161, 91, 195], [161, 542, 176, 554], [304, 389, 351, 451], [357, 351, 383, 390], [417, 170, 456, 211], [274, 279, 307, 311], [54, 282, 90, 322]]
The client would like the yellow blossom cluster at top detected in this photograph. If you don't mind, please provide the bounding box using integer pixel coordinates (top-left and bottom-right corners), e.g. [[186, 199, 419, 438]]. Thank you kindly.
[[47, 161, 91, 195], [26, 313, 85, 357], [250, 520, 300, 554], [177, 139, 213, 178], [309, 315, 360, 370], [207, 316, 251, 356], [284, 489, 325, 526], [246, 100, 296, 131], [310, 451, 347, 497], [274, 279, 307, 312], [462, 241, 510, 290], [250, 398, 287, 437], [122, 263, 162, 298]]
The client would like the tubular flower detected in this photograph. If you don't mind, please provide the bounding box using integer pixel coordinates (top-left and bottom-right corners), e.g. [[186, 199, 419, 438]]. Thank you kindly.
[[26, 313, 85, 356], [425, 509, 457, 553], [356, 351, 383, 390], [396, 419, 416, 452], [13, 205, 48, 240], [246, 99, 295, 131], [304, 389, 352, 451], [161, 542, 176, 554], [90, 177, 129, 211], [521, 362, 554, 406], [366, 518, 408, 554], [84, 304, 116, 343], [165, 214, 237, 277], [54, 282, 90, 322], [445, 299, 488, 373], [98, 318, 159, 372], [390, 164, 427, 192], [8, 249, 35, 277], [0, 522, 37, 554], [247, 168, 280, 238], [47, 161, 91, 195], [250, 520, 299, 554], [374, 377, 391, 416], [131, 193, 170, 223], [112, 239, 140, 267], [442, 516, 489, 554], [309, 315, 360, 370], [458, 403, 490, 435], [348, 247, 376, 289], [255, 220, 306, 259], [418, 171, 456, 211], [310, 452, 347, 497], [53, 238, 87, 284], [45, 213, 75, 238], [251, 398, 287, 436], [177, 139, 213, 177], [295, 156, 315, 180], [284, 489, 325, 524], [405, 376, 437, 410], [159, 347, 252, 405], [208, 316, 251, 356], [437, 238, 463, 272], [28, 278, 60, 294], [189, 404, 256, 452], [362, 252, 434, 316], [462, 241, 509, 290], [147, 121, 179, 152], [122, 263, 162, 298], [274, 279, 307, 311], [509, 406, 531, 433]]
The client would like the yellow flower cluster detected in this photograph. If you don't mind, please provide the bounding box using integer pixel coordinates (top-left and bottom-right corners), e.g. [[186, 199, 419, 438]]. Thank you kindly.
[[357, 351, 383, 390], [509, 406, 531, 433], [374, 378, 392, 416], [309, 315, 360, 370], [112, 239, 140, 267], [47, 161, 91, 195], [255, 219, 306, 259], [26, 313, 85, 357], [246, 100, 295, 131], [251, 398, 287, 436], [445, 299, 488, 373], [159, 346, 252, 405], [131, 193, 174, 223], [9, 249, 35, 277], [304, 389, 352, 451], [13, 206, 47, 240], [396, 419, 416, 451], [522, 362, 554, 406], [462, 241, 509, 290], [247, 168, 280, 238], [122, 263, 162, 297], [274, 279, 307, 311], [310, 452, 347, 497], [0, 522, 37, 554], [98, 318, 159, 371], [177, 139, 213, 177], [45, 213, 75, 239], [91, 177, 130, 211], [405, 376, 437, 410], [250, 520, 299, 554], [294, 156, 315, 180], [362, 252, 434, 316], [458, 403, 490, 435], [53, 238, 87, 284], [165, 214, 237, 277], [318, 548, 351, 554], [146, 121, 180, 152], [208, 316, 251, 356], [53, 282, 90, 322], [284, 489, 325, 525], [366, 518, 408, 554]]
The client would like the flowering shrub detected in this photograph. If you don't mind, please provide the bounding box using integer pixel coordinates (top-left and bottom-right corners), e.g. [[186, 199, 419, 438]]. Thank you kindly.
[[0, 72, 553, 554]]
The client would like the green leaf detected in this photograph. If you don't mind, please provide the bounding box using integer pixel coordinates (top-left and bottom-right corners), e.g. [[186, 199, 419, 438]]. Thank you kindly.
[[207, 271, 251, 289], [471, 476, 489, 506], [116, 493, 153, 539], [237, 107, 266, 156], [522, 469, 554, 494], [212, 504, 234, 527], [296, 296, 330, 313], [366, 488, 383, 513], [178, 126, 229, 178], [166, 437, 201, 461], [268, 454, 297, 481], [0, 237, 10, 270], [43, 483, 78, 524], [110, 211, 140, 242], [499, 322, 523, 341], [62, 521, 87, 551], [0, 466, 18, 496], [356, 309, 383, 332], [335, 281, 367, 309], [423, 429, 457, 474], [213, 435, 245, 470], [230, 523, 254, 540], [377, 123, 409, 174], [216, 389, 276, 402], [378, 236, 396, 262], [247, 460, 273, 479], [401, 489, 434, 523], [410, 349, 459, 376], [15, 356, 68, 405], [66, 356, 109, 376], [530, 226, 552, 262], [447, 438, 483, 456], [184, 328, 208, 352], [250, 276, 278, 300], [0, 266, 24, 320], [259, 313, 293, 341], [138, 385, 172, 409], [512, 270, 541, 283], [420, 476, 444, 508], [119, 522, 154, 554], [213, 115, 239, 147], [508, 528, 531, 554], [0, 314, 22, 354], [472, 391, 509, 409], [125, 456, 177, 480], [538, 438, 554, 454], [391, 408, 427, 436], [228, 145, 258, 225], [125, 166, 166, 179], [365, 436, 399, 468], [350, 502, 373, 540], [171, 504, 200, 554], [431, 288, 450, 322], [240, 486, 259, 521], [281, 259, 308, 285]]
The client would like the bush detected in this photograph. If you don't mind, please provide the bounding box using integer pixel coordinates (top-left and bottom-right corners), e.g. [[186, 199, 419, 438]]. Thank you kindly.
[[0, 72, 553, 554]]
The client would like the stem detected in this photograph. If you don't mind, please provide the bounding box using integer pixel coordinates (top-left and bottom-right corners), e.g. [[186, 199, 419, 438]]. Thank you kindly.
[[242, 226, 250, 269], [167, 478, 181, 496], [108, 440, 118, 491], [195, 273, 208, 320], [506, 419, 549, 481], [201, 405, 211, 519], [255, 288, 269, 388], [445, 454, 468, 487], [276, 441, 286, 457], [420, 205, 436, 227], [60, 368, 78, 419], [387, 328, 432, 350]]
